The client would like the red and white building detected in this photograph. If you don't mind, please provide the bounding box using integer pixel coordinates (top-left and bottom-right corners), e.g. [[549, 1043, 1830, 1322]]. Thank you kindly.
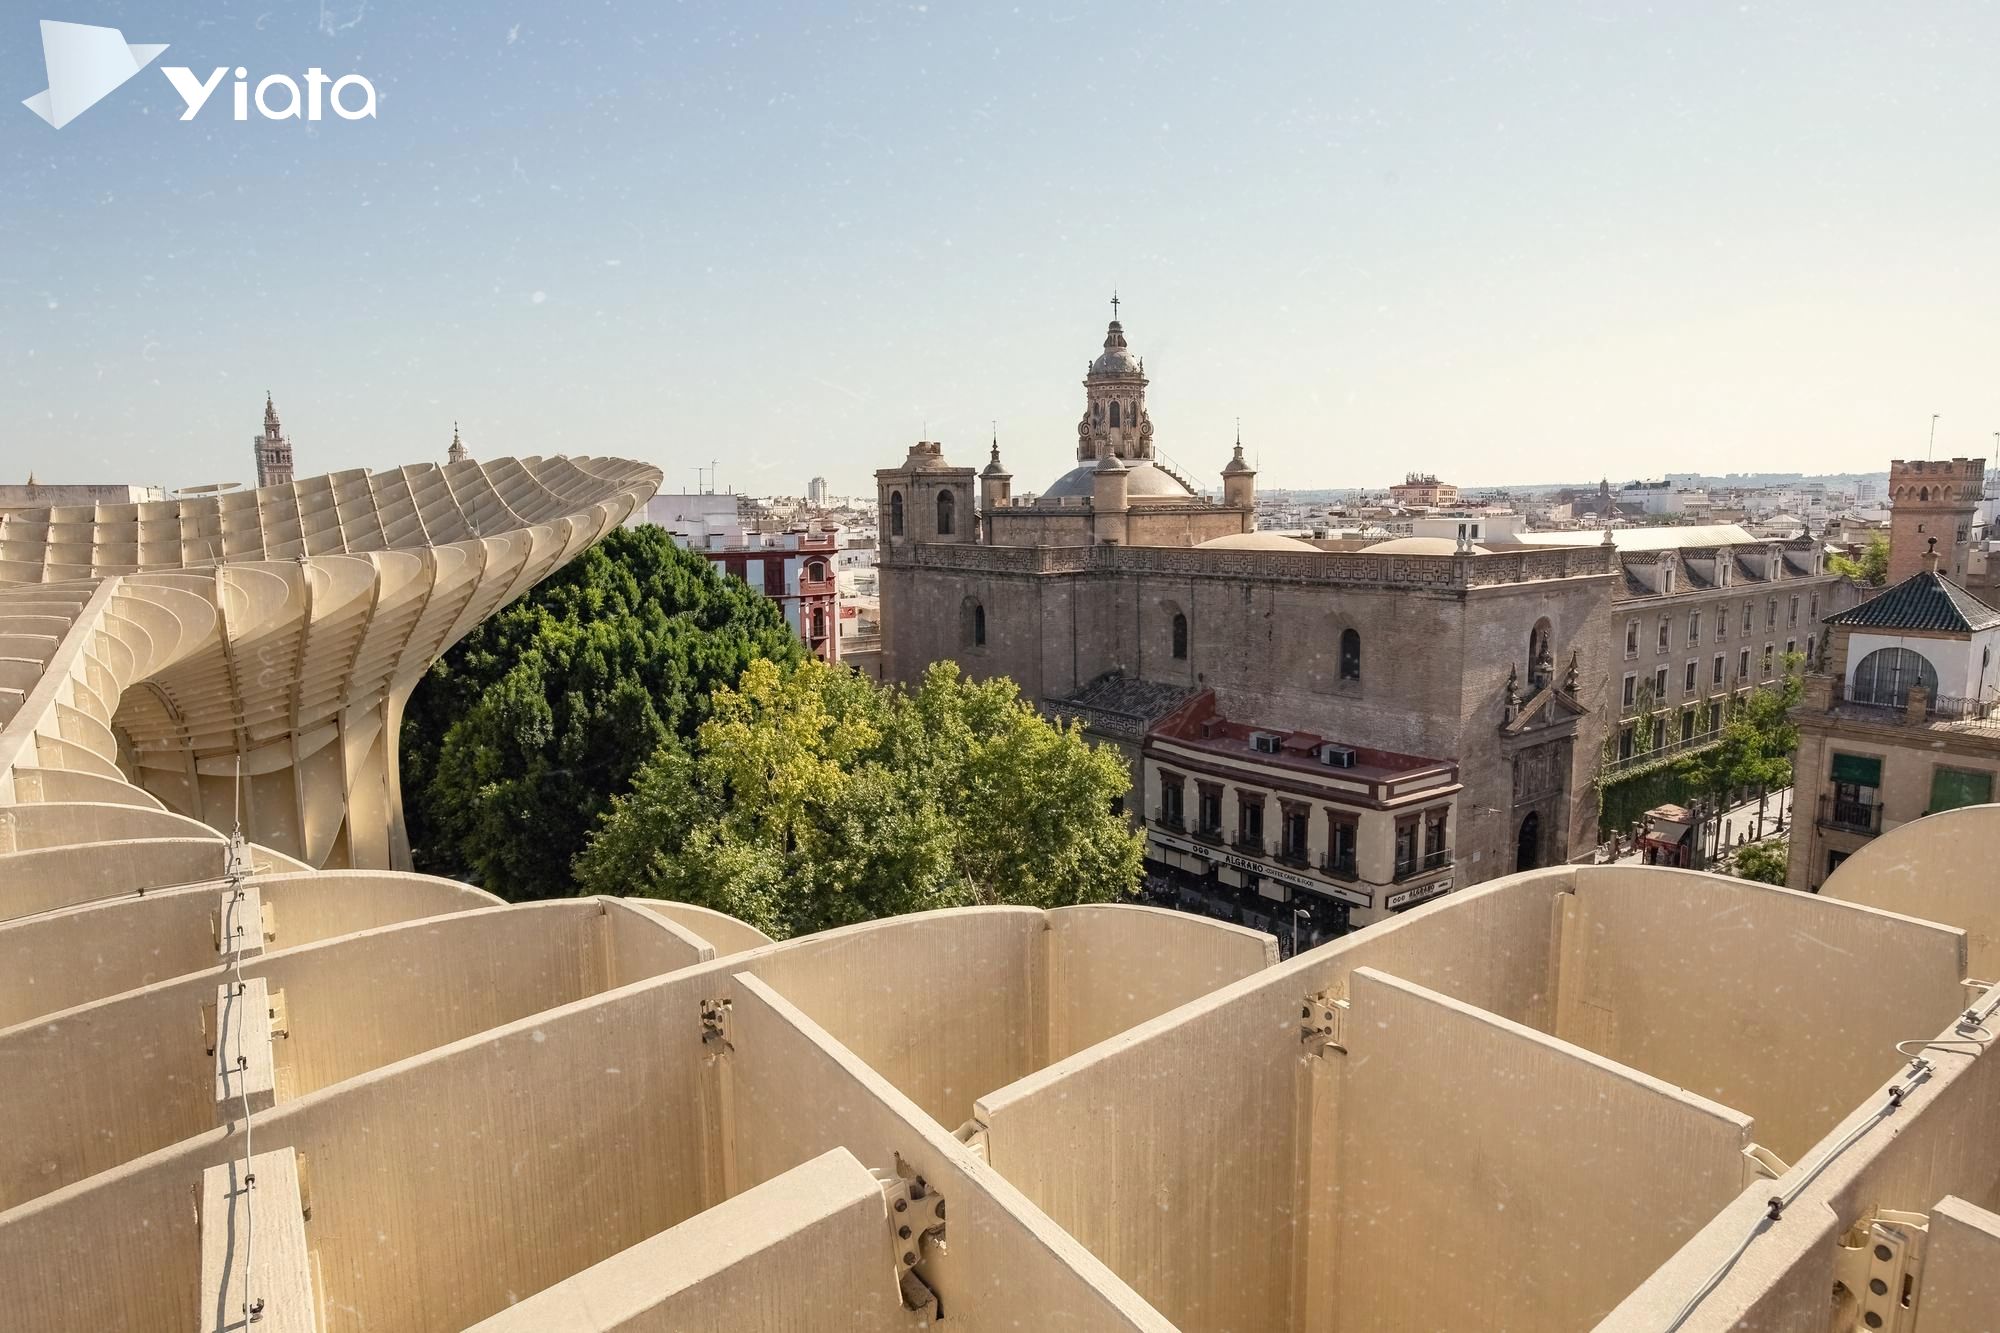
[[699, 528, 841, 663], [628, 493, 843, 663]]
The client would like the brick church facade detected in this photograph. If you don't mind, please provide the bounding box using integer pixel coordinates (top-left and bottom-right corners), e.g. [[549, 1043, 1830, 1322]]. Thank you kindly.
[[877, 310, 1620, 895]]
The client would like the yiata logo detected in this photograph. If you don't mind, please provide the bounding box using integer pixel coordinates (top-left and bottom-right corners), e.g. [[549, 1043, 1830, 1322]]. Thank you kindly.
[[161, 65, 376, 121], [21, 20, 167, 128], [19, 18, 377, 128]]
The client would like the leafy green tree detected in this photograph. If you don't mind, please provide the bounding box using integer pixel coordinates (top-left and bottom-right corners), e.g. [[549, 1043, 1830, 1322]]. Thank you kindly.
[[1674, 655, 1805, 865], [1731, 840, 1790, 885], [574, 657, 1143, 937], [401, 526, 804, 898], [1828, 533, 1890, 586]]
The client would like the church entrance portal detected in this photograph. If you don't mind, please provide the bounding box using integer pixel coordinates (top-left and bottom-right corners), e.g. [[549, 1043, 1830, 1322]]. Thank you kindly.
[[1516, 811, 1540, 873]]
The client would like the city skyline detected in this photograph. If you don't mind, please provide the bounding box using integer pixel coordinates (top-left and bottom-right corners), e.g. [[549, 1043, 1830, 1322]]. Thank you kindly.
[[7, 3, 2000, 495]]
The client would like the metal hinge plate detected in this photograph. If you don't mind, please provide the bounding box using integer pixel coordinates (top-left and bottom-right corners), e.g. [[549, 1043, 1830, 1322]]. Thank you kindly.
[[1833, 1209, 1928, 1332], [699, 997, 733, 1063], [1301, 990, 1348, 1055], [876, 1155, 947, 1315]]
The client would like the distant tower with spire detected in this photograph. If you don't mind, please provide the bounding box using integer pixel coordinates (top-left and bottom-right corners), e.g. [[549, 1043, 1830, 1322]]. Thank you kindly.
[[980, 425, 1012, 517], [253, 392, 295, 488], [447, 422, 468, 465]]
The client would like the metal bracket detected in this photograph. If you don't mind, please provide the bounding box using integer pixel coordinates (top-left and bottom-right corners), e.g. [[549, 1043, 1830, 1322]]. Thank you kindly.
[[1742, 1143, 1790, 1182], [1301, 990, 1348, 1056], [699, 997, 733, 1064], [876, 1155, 947, 1315], [1832, 1208, 1928, 1332], [952, 1118, 990, 1163]]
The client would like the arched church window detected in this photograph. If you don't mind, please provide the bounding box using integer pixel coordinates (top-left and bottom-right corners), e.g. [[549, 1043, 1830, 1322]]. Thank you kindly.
[[973, 604, 986, 646], [889, 491, 905, 537], [1109, 401, 1121, 427], [1171, 613, 1188, 660], [1340, 628, 1361, 681], [936, 489, 955, 536], [1851, 646, 1937, 708]]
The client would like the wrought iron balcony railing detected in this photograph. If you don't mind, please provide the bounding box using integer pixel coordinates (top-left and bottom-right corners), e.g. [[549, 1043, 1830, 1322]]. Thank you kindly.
[[1817, 794, 1881, 834]]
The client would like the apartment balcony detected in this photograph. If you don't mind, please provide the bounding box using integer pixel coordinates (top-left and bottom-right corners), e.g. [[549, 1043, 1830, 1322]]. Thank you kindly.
[[1274, 846, 1311, 870], [797, 576, 837, 596], [1321, 851, 1358, 881], [1153, 809, 1185, 832], [1422, 848, 1452, 872], [1192, 824, 1225, 846], [1231, 835, 1267, 857], [1817, 794, 1881, 835]]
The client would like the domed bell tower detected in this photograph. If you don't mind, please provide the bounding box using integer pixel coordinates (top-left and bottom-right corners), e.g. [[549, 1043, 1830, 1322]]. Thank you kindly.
[[980, 433, 1012, 513], [1077, 293, 1154, 465], [1221, 431, 1256, 510]]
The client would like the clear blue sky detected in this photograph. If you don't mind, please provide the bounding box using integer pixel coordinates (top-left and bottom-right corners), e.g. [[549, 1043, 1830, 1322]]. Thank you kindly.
[[6, 2, 1998, 497]]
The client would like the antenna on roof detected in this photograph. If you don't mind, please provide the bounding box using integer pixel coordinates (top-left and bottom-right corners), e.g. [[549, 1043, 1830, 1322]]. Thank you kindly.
[[1928, 413, 1939, 461]]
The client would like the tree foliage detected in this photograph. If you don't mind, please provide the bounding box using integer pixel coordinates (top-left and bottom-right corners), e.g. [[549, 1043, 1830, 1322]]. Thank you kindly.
[[1673, 655, 1805, 859], [401, 525, 804, 898], [1731, 840, 1790, 885], [575, 657, 1144, 938], [1828, 533, 1890, 587]]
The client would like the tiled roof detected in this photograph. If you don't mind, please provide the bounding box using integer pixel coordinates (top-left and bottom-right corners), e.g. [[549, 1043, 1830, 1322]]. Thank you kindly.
[[1823, 571, 2000, 634], [1052, 672, 1203, 740]]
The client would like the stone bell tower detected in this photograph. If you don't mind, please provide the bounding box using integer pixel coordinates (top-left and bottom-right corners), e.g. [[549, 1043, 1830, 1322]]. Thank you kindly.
[[253, 391, 295, 489], [876, 441, 976, 553], [1076, 293, 1155, 465], [1888, 457, 1984, 584]]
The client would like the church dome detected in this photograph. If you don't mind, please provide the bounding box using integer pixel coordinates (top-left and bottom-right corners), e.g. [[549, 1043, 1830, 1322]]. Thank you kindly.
[[1089, 320, 1143, 378], [1042, 460, 1192, 500]]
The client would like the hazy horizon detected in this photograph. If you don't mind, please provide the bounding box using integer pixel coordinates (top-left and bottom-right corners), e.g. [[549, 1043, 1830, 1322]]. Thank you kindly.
[[7, 2, 1998, 498]]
